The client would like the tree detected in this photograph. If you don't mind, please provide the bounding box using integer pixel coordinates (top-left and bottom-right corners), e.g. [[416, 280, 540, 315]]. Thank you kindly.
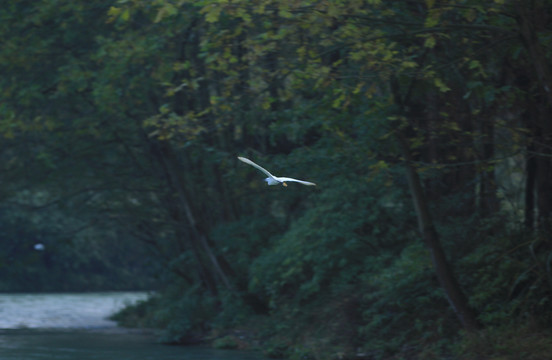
[[2, 0, 552, 356]]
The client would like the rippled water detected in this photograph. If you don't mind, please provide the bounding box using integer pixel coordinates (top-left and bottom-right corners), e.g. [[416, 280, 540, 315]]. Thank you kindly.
[[0, 292, 267, 360], [0, 292, 148, 329]]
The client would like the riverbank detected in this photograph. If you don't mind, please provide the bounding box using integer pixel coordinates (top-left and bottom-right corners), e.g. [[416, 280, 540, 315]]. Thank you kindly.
[[110, 297, 552, 360]]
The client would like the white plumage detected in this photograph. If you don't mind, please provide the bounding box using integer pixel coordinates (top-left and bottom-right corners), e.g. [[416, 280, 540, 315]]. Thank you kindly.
[[238, 156, 316, 187]]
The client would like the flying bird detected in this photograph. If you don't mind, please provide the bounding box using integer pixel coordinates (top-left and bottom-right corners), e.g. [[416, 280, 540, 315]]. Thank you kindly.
[[238, 156, 316, 187]]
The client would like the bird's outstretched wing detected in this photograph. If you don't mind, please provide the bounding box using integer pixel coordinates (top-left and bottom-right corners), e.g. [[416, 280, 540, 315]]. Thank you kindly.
[[277, 177, 316, 186], [238, 156, 317, 186], [238, 156, 275, 178]]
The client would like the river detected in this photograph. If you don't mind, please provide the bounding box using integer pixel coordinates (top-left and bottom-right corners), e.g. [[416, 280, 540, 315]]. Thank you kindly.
[[0, 292, 267, 360]]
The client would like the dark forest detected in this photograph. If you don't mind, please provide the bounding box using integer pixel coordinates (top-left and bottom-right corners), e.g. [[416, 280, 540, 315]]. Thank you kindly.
[[1, 1, 552, 359]]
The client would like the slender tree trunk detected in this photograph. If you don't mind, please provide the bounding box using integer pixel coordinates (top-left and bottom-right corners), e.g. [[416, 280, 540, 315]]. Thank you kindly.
[[389, 73, 481, 331], [517, 1, 552, 107], [525, 149, 536, 230], [480, 118, 499, 216], [156, 141, 234, 291], [517, 0, 552, 233], [535, 151, 552, 233], [396, 131, 481, 332]]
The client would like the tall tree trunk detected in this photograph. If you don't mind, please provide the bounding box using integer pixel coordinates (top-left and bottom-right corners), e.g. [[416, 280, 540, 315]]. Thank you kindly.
[[517, 1, 552, 107], [156, 140, 234, 291], [525, 148, 536, 230], [517, 0, 552, 233], [396, 131, 481, 332], [480, 117, 499, 216], [535, 148, 552, 233], [139, 123, 235, 294], [389, 69, 481, 330]]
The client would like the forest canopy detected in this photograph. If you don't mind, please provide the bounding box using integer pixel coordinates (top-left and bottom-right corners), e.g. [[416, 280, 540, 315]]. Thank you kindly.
[[1, 0, 552, 358]]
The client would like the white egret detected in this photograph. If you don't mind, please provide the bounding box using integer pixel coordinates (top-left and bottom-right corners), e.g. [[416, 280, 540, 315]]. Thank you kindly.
[[238, 156, 316, 187]]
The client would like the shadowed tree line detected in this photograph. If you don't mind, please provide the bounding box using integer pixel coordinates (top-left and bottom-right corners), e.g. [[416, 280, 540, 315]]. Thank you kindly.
[[1, 0, 552, 358]]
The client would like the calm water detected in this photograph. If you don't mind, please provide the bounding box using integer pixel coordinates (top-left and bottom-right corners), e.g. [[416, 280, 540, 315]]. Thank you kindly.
[[0, 293, 266, 360]]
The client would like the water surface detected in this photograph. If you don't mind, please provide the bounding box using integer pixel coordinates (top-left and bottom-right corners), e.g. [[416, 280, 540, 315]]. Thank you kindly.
[[0, 328, 264, 360], [0, 292, 266, 360], [0, 292, 148, 329]]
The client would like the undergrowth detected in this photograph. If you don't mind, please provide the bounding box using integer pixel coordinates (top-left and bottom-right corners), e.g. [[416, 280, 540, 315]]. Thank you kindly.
[[111, 223, 552, 360]]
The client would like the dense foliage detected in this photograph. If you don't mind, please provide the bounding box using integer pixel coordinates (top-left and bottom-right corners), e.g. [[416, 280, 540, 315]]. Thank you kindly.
[[2, 0, 552, 358]]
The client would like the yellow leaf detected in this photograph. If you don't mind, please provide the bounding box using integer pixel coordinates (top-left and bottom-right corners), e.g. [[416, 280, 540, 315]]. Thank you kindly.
[[332, 93, 346, 109], [261, 99, 271, 110], [401, 61, 418, 69], [370, 160, 389, 170], [297, 46, 306, 58], [204, 5, 221, 23], [447, 121, 460, 131], [107, 6, 121, 18], [254, 4, 265, 15], [121, 9, 130, 22], [424, 36, 436, 48], [278, 7, 293, 19], [155, 4, 178, 23], [434, 78, 450, 92], [425, 11, 440, 27]]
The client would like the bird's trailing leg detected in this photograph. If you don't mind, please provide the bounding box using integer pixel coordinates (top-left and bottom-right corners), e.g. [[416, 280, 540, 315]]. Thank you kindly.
[[283, 182, 288, 187]]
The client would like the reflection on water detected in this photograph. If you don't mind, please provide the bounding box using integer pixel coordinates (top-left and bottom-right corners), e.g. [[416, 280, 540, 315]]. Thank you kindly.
[[0, 329, 266, 360], [0, 293, 267, 360]]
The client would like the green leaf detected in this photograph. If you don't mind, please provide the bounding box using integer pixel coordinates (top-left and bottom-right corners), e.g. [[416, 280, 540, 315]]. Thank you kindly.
[[204, 5, 221, 23], [434, 78, 450, 92], [121, 8, 130, 22], [424, 36, 436, 48]]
